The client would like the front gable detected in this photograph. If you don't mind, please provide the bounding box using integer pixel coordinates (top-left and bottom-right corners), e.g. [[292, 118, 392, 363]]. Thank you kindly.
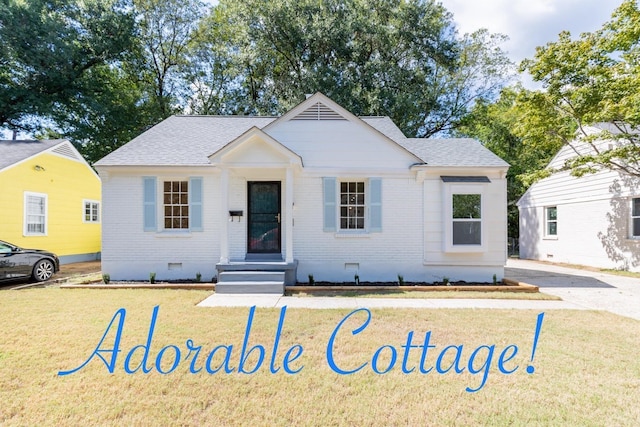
[[263, 93, 421, 170], [208, 127, 303, 168]]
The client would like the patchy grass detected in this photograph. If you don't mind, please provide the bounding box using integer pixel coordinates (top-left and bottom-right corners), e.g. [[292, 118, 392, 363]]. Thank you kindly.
[[1, 288, 639, 425]]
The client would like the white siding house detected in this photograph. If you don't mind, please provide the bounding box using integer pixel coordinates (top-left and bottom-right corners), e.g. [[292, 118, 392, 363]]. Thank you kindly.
[[95, 93, 509, 289], [518, 125, 640, 271]]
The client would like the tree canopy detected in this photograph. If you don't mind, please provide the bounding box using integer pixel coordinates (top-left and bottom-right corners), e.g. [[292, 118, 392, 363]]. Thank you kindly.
[[519, 0, 640, 177], [0, 0, 513, 162]]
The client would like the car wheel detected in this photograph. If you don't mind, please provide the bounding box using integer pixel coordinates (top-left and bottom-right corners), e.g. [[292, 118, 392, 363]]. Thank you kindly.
[[32, 259, 54, 282]]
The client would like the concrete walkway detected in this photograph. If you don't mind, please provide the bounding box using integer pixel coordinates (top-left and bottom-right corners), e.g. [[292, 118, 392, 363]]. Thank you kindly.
[[199, 259, 640, 320], [506, 259, 640, 321]]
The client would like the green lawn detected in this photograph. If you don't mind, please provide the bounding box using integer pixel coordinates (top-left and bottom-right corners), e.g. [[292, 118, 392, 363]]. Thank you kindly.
[[1, 288, 639, 426]]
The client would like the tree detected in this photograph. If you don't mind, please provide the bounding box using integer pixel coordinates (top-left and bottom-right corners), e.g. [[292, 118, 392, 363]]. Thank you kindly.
[[456, 86, 564, 238], [0, 0, 136, 134], [134, 0, 206, 120], [520, 0, 640, 177], [197, 0, 513, 136]]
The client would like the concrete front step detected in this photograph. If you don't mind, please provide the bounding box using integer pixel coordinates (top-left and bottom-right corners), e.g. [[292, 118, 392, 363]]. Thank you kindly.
[[218, 271, 285, 283], [215, 281, 284, 294]]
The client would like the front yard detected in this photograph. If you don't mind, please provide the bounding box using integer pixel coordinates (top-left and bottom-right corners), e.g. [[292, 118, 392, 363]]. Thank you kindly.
[[1, 288, 639, 425]]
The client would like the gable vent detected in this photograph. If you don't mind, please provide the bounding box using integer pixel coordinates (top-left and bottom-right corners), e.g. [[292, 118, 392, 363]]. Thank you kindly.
[[292, 102, 347, 121], [51, 143, 81, 161]]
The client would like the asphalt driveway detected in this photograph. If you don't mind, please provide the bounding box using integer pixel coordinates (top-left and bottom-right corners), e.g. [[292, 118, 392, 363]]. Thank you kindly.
[[506, 259, 640, 321]]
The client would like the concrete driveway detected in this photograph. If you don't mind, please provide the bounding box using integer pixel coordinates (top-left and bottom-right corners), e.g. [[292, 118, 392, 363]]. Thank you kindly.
[[506, 259, 640, 321]]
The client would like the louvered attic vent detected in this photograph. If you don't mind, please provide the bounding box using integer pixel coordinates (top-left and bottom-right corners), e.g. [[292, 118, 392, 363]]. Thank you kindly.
[[52, 143, 81, 161], [292, 102, 347, 121]]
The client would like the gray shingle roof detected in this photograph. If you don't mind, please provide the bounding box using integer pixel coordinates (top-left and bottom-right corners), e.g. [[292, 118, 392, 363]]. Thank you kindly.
[[360, 116, 407, 142], [397, 138, 509, 167], [95, 114, 507, 169], [0, 139, 66, 171], [95, 116, 276, 166]]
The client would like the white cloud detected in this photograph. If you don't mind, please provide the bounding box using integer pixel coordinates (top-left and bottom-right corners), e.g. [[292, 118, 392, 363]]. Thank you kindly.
[[441, 0, 620, 63]]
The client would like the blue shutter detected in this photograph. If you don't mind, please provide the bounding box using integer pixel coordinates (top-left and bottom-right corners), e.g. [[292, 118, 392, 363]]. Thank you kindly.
[[143, 177, 157, 231], [189, 177, 203, 231], [369, 178, 382, 232], [323, 177, 337, 232]]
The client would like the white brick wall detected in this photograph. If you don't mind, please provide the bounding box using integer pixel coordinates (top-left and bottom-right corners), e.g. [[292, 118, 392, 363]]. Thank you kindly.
[[99, 168, 508, 283]]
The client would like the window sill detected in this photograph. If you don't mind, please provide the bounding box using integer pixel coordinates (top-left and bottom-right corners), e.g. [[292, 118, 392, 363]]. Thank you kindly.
[[443, 244, 486, 253], [542, 236, 558, 240], [154, 231, 194, 238], [334, 231, 371, 238]]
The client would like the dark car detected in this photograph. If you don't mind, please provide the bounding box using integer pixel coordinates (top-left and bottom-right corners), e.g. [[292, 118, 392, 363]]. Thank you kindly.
[[0, 240, 60, 283]]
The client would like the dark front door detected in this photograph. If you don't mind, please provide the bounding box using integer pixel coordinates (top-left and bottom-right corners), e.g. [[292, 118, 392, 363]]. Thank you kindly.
[[248, 181, 281, 253]]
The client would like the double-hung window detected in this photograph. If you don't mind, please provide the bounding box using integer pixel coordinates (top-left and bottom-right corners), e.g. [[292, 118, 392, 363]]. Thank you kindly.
[[545, 206, 557, 237], [340, 181, 365, 230], [24, 192, 47, 236], [442, 178, 488, 252], [143, 177, 203, 233], [452, 194, 482, 245], [322, 177, 382, 233], [163, 180, 189, 229], [631, 198, 640, 238]]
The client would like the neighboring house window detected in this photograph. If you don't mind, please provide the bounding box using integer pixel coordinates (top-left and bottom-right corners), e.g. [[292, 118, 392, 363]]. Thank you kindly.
[[452, 194, 482, 245], [24, 192, 47, 235], [163, 180, 189, 229], [340, 181, 365, 230], [84, 200, 100, 223], [545, 206, 557, 237], [632, 198, 640, 237]]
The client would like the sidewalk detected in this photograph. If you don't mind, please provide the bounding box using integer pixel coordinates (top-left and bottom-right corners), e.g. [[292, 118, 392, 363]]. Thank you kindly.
[[197, 293, 586, 310]]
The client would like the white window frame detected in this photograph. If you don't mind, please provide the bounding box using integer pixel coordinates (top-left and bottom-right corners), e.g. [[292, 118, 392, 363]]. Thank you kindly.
[[631, 198, 640, 238], [83, 199, 100, 223], [544, 206, 558, 239], [443, 184, 486, 253], [162, 179, 190, 230], [339, 180, 366, 231], [24, 192, 48, 236]]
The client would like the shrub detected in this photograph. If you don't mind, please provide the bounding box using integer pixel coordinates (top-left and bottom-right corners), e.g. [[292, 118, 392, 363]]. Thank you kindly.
[[102, 273, 110, 284], [443, 276, 450, 286], [354, 273, 360, 285], [308, 274, 315, 285], [150, 272, 156, 284], [397, 274, 404, 286], [196, 272, 202, 282]]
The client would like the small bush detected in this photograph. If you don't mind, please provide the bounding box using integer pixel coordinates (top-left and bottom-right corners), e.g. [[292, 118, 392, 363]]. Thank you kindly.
[[397, 274, 404, 286], [150, 272, 156, 284], [354, 273, 360, 285], [102, 273, 110, 284], [308, 274, 315, 285], [493, 273, 498, 286], [196, 272, 202, 282], [443, 276, 450, 286]]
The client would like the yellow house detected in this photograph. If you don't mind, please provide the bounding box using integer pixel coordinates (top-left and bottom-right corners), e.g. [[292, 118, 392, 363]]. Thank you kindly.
[[0, 139, 101, 264]]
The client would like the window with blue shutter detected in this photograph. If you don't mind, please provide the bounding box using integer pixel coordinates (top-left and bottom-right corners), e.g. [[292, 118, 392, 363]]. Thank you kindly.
[[189, 177, 203, 231], [143, 177, 157, 231], [369, 178, 382, 232], [323, 177, 337, 232]]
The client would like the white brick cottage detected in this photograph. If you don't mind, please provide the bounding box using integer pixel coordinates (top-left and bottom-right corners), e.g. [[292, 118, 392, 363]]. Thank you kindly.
[[95, 93, 509, 287]]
